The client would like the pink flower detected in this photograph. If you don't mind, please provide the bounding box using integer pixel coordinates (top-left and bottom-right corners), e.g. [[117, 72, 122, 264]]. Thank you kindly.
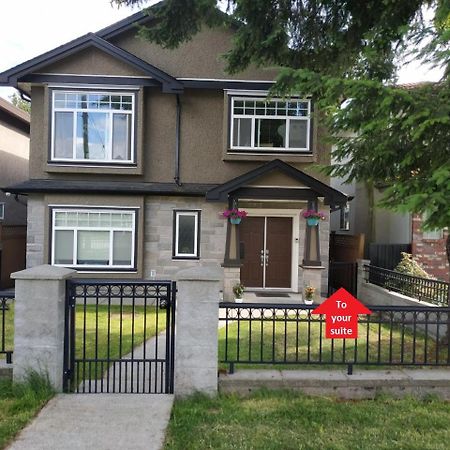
[[222, 208, 248, 219], [302, 210, 326, 220]]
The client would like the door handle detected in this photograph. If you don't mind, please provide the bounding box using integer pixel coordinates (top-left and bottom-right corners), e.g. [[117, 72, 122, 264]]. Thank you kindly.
[[260, 250, 265, 266], [265, 249, 269, 266]]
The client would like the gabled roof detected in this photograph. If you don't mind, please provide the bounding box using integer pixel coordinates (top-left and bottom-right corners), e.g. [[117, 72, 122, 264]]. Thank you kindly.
[[97, 9, 154, 40], [0, 97, 30, 125], [0, 32, 183, 93], [206, 159, 349, 206]]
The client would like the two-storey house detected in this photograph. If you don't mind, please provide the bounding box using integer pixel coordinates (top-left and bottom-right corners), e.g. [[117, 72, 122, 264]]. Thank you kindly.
[[0, 97, 29, 288], [0, 8, 348, 300]]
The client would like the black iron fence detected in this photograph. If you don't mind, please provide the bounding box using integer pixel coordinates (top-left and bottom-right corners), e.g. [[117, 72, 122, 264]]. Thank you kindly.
[[219, 303, 450, 374], [64, 280, 176, 394], [0, 290, 14, 364], [365, 265, 449, 306]]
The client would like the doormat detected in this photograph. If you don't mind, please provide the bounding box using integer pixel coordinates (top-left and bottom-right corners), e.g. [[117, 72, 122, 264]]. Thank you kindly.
[[255, 292, 290, 298]]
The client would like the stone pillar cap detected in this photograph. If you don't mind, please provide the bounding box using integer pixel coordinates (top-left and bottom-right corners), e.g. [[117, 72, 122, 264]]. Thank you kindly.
[[176, 265, 222, 282], [11, 264, 77, 280]]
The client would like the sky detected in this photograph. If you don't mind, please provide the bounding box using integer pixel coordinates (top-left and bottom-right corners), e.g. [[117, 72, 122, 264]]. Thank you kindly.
[[0, 0, 443, 102]]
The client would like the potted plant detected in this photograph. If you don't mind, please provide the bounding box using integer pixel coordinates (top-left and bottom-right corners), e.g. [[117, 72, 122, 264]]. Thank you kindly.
[[233, 282, 245, 303], [302, 210, 326, 226], [222, 208, 248, 225], [304, 285, 316, 305]]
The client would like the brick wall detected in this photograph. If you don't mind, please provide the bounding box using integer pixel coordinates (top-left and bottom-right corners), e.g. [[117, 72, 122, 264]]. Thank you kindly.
[[411, 215, 449, 281]]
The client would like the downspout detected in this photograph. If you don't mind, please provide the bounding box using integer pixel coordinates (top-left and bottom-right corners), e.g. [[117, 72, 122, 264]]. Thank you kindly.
[[174, 94, 182, 186]]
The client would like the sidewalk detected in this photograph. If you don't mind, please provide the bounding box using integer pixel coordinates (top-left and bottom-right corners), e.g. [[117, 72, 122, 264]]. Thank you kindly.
[[7, 394, 174, 450]]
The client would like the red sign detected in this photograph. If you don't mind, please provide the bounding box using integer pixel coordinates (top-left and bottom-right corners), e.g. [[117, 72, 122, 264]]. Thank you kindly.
[[312, 288, 372, 338]]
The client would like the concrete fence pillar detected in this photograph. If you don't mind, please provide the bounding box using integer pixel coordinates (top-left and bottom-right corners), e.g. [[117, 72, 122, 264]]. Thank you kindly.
[[174, 266, 222, 397], [11, 265, 76, 391]]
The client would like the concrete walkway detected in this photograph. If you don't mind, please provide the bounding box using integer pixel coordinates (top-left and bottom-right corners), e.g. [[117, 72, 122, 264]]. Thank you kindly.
[[78, 332, 168, 394], [7, 394, 174, 450]]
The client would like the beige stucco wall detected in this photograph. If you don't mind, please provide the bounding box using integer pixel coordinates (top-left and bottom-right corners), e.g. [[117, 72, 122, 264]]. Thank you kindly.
[[29, 85, 330, 185], [111, 26, 278, 81], [0, 115, 29, 226], [41, 47, 147, 77]]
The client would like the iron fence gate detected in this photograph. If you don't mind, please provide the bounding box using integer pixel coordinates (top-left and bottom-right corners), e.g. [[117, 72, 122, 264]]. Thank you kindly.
[[64, 280, 176, 394]]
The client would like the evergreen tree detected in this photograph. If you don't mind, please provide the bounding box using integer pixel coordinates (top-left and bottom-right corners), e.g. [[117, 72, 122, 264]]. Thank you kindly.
[[113, 0, 450, 272]]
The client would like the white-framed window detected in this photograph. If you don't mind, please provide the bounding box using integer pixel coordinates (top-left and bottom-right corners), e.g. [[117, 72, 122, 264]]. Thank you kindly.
[[51, 90, 135, 164], [51, 208, 136, 269], [230, 96, 311, 153], [173, 210, 200, 259], [0, 203, 4, 220]]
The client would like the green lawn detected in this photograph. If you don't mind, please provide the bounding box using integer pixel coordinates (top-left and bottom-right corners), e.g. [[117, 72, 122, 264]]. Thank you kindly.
[[75, 304, 167, 380], [218, 313, 448, 370], [164, 390, 450, 450], [0, 374, 54, 450], [1, 303, 166, 379]]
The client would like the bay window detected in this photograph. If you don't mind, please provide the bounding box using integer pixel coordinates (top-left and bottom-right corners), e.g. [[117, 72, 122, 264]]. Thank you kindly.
[[51, 208, 136, 269], [51, 90, 135, 163]]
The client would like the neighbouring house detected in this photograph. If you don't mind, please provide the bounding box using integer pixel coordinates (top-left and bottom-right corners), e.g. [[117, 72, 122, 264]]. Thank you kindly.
[[330, 178, 449, 281], [0, 97, 29, 288], [0, 7, 349, 300]]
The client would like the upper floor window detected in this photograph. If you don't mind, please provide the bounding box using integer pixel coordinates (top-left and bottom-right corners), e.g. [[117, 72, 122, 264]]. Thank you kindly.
[[51, 90, 135, 164], [230, 96, 311, 153]]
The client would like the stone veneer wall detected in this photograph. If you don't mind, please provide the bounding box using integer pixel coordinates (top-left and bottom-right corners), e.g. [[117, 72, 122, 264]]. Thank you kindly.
[[144, 196, 227, 280], [26, 195, 46, 268]]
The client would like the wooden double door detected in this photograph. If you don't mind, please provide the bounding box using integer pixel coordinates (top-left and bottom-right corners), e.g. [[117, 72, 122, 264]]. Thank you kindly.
[[240, 216, 293, 289]]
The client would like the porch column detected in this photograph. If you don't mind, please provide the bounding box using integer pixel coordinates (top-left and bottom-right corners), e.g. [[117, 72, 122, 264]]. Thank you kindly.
[[301, 199, 326, 302], [222, 197, 241, 301], [303, 199, 322, 266]]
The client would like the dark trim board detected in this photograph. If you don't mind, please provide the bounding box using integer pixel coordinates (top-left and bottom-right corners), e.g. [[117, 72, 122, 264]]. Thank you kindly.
[[22, 74, 160, 87], [182, 80, 275, 90], [3, 180, 218, 197]]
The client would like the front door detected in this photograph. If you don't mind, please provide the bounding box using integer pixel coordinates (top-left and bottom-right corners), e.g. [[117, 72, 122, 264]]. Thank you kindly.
[[240, 217, 292, 289]]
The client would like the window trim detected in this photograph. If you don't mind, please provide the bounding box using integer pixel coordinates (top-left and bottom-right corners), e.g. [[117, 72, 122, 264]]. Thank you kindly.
[[0, 203, 4, 220], [49, 88, 137, 165], [50, 206, 138, 271], [172, 210, 201, 260], [228, 95, 312, 154]]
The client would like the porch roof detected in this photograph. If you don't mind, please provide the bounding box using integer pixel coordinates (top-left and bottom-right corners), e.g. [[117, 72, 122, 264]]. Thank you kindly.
[[205, 159, 349, 207]]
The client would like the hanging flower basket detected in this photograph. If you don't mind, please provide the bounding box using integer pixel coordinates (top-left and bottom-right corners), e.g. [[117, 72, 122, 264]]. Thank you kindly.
[[222, 208, 248, 224], [306, 217, 320, 226], [302, 210, 326, 226]]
